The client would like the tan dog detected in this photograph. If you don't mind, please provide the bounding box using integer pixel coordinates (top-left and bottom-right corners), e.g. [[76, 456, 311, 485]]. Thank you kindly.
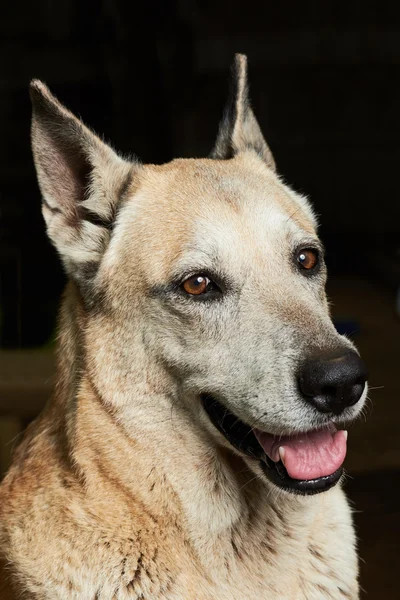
[[0, 55, 367, 599]]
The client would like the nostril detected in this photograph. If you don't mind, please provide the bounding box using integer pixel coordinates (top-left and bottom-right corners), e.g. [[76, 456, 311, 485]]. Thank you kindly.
[[320, 385, 337, 398], [298, 373, 321, 398], [347, 381, 366, 405]]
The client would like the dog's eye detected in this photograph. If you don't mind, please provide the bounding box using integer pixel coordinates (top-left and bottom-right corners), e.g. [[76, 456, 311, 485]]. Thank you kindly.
[[297, 248, 319, 271], [182, 275, 214, 296]]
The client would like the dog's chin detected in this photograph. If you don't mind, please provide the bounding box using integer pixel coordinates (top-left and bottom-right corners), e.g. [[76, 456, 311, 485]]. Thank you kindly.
[[201, 394, 345, 496]]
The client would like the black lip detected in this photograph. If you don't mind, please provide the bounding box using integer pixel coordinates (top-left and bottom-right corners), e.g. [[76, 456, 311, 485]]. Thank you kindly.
[[201, 394, 343, 496]]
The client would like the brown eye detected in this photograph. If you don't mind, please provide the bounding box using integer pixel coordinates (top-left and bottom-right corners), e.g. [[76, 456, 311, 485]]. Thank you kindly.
[[182, 275, 211, 295], [297, 248, 319, 271]]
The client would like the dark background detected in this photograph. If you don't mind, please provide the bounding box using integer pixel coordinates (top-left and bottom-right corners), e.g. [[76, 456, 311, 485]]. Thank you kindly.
[[1, 1, 400, 347], [0, 1, 399, 597]]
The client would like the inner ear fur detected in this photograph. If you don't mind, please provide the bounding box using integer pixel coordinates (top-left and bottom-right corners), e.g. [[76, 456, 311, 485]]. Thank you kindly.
[[211, 54, 275, 170], [30, 80, 135, 279]]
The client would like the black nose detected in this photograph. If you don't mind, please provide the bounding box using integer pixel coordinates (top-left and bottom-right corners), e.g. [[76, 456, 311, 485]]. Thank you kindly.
[[298, 351, 368, 415]]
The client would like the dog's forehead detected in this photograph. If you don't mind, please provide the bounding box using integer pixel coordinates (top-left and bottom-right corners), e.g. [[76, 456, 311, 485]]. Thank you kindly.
[[110, 153, 317, 281], [140, 153, 315, 229]]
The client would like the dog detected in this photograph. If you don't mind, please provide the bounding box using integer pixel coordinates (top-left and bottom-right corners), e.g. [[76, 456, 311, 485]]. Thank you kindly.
[[0, 54, 368, 599]]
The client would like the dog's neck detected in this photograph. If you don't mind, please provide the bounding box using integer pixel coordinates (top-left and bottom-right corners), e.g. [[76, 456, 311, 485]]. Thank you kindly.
[[51, 283, 317, 567]]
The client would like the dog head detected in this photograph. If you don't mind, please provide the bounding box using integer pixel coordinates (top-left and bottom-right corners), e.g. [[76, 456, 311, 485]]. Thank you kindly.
[[30, 55, 367, 495]]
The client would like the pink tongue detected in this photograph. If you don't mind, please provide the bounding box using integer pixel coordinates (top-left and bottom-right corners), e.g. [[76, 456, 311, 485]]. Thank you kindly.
[[254, 426, 347, 480]]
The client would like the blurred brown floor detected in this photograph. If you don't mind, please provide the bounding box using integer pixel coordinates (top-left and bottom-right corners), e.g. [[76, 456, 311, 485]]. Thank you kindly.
[[346, 470, 399, 600], [328, 278, 400, 599]]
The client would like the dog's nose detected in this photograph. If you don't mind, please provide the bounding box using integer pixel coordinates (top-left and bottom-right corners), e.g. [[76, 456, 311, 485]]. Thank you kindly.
[[298, 351, 368, 415]]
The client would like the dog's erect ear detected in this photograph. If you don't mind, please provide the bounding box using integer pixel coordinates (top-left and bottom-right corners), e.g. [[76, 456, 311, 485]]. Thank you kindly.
[[30, 80, 134, 281], [211, 54, 275, 170]]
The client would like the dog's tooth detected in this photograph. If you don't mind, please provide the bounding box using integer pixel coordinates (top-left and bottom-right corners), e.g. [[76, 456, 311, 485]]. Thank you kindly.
[[343, 430, 348, 442], [278, 446, 286, 466]]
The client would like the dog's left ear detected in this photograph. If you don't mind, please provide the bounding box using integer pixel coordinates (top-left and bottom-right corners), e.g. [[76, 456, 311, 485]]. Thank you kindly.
[[211, 54, 275, 171]]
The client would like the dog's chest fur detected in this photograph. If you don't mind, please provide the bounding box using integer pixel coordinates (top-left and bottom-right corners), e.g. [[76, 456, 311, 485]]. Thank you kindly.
[[0, 413, 357, 600]]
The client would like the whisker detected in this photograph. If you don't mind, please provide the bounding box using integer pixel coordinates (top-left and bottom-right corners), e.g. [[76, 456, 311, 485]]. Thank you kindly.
[[242, 416, 262, 441], [222, 408, 229, 429], [239, 474, 260, 492], [285, 205, 302, 224]]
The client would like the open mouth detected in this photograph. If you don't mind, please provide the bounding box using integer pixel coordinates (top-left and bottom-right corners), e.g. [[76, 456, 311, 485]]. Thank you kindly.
[[201, 395, 347, 495]]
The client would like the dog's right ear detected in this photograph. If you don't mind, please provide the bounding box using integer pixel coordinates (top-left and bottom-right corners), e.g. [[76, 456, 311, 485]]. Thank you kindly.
[[211, 54, 275, 170], [30, 80, 135, 281]]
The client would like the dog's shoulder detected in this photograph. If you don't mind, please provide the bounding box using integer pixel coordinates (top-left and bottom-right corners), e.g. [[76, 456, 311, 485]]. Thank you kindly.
[[0, 419, 196, 599]]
